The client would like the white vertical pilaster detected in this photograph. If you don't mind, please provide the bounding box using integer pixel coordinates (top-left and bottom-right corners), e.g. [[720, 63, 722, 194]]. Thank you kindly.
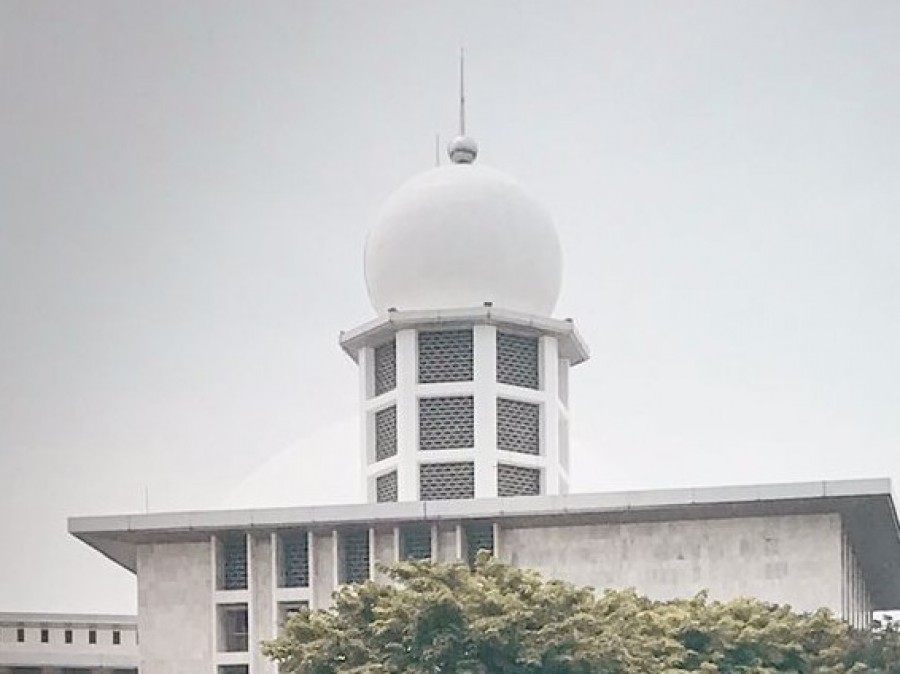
[[540, 336, 561, 495], [307, 530, 317, 609], [357, 346, 372, 501], [473, 324, 498, 498], [395, 329, 418, 500]]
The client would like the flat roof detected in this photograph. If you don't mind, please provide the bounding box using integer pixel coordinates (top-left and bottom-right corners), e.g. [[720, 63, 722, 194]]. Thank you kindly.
[[69, 478, 900, 609], [0, 612, 136, 626]]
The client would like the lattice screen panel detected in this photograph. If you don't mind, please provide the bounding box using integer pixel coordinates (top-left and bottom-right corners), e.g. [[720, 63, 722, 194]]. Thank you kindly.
[[375, 405, 397, 461], [419, 397, 474, 450], [376, 471, 398, 503], [401, 526, 432, 560], [280, 532, 309, 587], [374, 340, 396, 396], [418, 330, 473, 383], [465, 523, 495, 566], [340, 531, 370, 584], [419, 462, 475, 500], [497, 398, 540, 455], [498, 464, 541, 497], [222, 536, 247, 590], [497, 332, 540, 389]]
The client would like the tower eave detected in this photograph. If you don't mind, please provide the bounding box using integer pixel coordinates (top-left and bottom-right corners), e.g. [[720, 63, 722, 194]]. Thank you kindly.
[[339, 306, 589, 365]]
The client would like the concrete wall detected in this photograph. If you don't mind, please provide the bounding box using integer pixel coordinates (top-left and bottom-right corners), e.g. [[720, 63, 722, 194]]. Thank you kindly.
[[250, 535, 273, 674], [137, 541, 213, 674], [499, 513, 844, 614]]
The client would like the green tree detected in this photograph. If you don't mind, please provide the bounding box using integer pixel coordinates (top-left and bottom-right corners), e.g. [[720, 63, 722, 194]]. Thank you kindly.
[[263, 555, 900, 673]]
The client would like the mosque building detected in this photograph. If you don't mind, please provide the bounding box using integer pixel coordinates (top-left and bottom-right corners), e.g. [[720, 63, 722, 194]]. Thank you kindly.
[[68, 103, 900, 674]]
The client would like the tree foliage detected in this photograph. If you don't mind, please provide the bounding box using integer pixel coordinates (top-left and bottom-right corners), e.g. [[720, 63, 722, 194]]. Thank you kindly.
[[263, 555, 900, 673]]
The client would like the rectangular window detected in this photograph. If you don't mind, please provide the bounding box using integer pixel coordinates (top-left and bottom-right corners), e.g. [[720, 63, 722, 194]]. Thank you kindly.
[[376, 471, 398, 502], [41, 628, 49, 643], [220, 534, 248, 590], [218, 667, 249, 674], [465, 523, 495, 567], [418, 330, 473, 383], [16, 627, 25, 642], [400, 526, 432, 561], [65, 629, 72, 644], [497, 398, 540, 455], [88, 629, 97, 644], [340, 530, 370, 584], [277, 601, 308, 633], [278, 532, 309, 588], [217, 604, 249, 652], [419, 462, 475, 501], [497, 464, 541, 497], [419, 396, 475, 450], [374, 405, 398, 461], [373, 340, 396, 396], [497, 332, 540, 389], [112, 630, 121, 645]]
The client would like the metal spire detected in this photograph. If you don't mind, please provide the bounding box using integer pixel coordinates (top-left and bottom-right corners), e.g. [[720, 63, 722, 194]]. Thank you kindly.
[[448, 47, 478, 164], [459, 47, 466, 137]]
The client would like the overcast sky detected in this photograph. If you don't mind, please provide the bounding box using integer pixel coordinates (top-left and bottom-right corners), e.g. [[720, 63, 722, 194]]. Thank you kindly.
[[1, 1, 898, 614]]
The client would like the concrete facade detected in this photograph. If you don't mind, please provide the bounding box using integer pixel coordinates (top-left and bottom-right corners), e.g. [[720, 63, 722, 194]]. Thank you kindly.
[[71, 479, 900, 674], [0, 612, 138, 674]]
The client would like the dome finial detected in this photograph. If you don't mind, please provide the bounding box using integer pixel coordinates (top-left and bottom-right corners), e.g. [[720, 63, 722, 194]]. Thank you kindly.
[[448, 47, 478, 164]]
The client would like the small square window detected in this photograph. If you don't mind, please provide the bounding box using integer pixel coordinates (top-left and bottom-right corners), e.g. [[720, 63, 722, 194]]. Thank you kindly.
[[112, 630, 121, 645], [217, 604, 249, 652], [16, 627, 25, 642], [41, 628, 49, 643], [64, 629, 73, 644], [88, 629, 97, 644]]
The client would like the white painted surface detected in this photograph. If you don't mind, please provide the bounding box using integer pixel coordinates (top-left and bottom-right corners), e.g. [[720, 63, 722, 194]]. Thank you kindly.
[[365, 164, 562, 316], [137, 541, 212, 674], [500, 513, 845, 615]]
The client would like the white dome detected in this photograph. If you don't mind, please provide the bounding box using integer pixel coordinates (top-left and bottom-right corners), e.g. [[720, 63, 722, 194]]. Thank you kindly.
[[365, 163, 562, 316]]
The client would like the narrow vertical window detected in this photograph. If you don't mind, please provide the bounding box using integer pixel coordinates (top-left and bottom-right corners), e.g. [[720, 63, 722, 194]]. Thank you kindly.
[[220, 534, 248, 590], [41, 628, 49, 643], [16, 627, 25, 642], [89, 629, 97, 644], [112, 629, 121, 645], [65, 629, 73, 644]]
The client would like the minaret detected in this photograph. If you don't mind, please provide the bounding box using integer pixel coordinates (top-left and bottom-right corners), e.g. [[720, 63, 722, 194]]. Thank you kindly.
[[340, 64, 589, 503]]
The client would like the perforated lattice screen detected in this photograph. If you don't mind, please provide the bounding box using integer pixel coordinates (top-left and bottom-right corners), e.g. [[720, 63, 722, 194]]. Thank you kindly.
[[420, 397, 474, 450], [419, 462, 475, 500], [341, 531, 370, 584], [375, 405, 397, 461], [465, 523, 495, 566], [498, 464, 541, 497], [401, 526, 432, 560], [374, 340, 396, 396], [497, 332, 540, 389], [497, 398, 540, 455], [280, 533, 309, 588], [222, 536, 247, 590], [418, 330, 473, 383], [376, 471, 398, 503]]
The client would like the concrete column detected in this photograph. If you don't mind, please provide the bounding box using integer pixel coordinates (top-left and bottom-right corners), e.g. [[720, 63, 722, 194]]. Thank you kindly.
[[473, 324, 498, 497], [540, 336, 561, 495], [395, 329, 418, 500], [357, 347, 372, 501]]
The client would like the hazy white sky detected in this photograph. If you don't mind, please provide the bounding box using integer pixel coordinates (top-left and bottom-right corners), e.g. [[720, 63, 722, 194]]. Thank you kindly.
[[1, 1, 898, 614]]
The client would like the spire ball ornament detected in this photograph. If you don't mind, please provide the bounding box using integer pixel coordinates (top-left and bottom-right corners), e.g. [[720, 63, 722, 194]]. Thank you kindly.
[[448, 135, 478, 164]]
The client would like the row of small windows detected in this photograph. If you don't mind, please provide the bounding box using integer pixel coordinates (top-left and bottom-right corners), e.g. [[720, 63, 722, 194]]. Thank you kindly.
[[371, 330, 541, 395], [376, 463, 540, 502], [4, 627, 125, 645], [219, 533, 311, 592], [217, 525, 495, 597], [373, 396, 540, 459]]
